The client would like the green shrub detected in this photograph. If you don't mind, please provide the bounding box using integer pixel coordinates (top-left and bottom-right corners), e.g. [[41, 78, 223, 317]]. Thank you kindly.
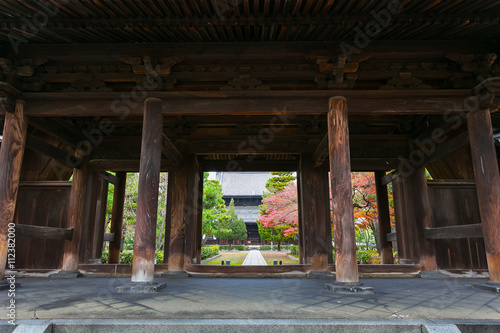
[[101, 251, 109, 264], [260, 245, 271, 251], [218, 245, 230, 250], [155, 251, 164, 263], [120, 251, 134, 264], [232, 245, 249, 251], [290, 245, 299, 256], [201, 245, 220, 260], [280, 245, 291, 251]]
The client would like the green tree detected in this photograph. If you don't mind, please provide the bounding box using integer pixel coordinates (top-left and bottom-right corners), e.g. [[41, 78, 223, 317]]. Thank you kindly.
[[213, 198, 247, 249], [202, 173, 228, 245], [265, 172, 296, 193]]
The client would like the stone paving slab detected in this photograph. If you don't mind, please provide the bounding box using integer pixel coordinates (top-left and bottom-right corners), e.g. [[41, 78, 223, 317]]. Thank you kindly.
[[242, 250, 267, 265], [0, 277, 499, 322]]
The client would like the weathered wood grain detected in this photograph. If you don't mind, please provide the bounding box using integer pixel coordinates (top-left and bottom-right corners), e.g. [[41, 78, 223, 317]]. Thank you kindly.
[[467, 107, 500, 282], [0, 100, 27, 280], [132, 98, 163, 282], [328, 96, 359, 283], [15, 225, 73, 240]]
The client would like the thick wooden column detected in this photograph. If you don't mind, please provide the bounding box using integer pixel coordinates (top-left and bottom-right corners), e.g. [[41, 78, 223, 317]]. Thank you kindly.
[[0, 100, 27, 280], [467, 107, 500, 282], [168, 150, 199, 271], [375, 171, 394, 264], [328, 96, 358, 283], [61, 149, 89, 271], [408, 167, 437, 271], [299, 153, 332, 271], [131, 98, 163, 282], [392, 175, 410, 262], [195, 171, 204, 263], [108, 172, 127, 264]]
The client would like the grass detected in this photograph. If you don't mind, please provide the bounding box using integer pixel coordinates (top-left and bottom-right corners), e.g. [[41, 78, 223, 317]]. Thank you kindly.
[[260, 251, 299, 265], [203, 251, 248, 265]]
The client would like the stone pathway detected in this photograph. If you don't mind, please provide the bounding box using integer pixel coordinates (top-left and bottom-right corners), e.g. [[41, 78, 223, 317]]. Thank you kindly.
[[242, 250, 267, 265]]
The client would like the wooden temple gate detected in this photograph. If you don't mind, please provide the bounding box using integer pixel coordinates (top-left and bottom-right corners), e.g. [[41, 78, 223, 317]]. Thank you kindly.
[[0, 1, 499, 289]]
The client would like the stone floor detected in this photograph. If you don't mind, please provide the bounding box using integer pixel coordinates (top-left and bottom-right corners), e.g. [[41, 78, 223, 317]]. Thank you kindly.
[[1, 276, 499, 321]]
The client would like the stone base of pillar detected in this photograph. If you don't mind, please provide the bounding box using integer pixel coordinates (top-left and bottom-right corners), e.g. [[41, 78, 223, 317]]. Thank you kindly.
[[471, 281, 500, 294], [418, 271, 449, 279], [116, 281, 166, 293], [324, 282, 374, 294], [49, 271, 83, 279], [307, 271, 334, 279], [0, 281, 21, 290]]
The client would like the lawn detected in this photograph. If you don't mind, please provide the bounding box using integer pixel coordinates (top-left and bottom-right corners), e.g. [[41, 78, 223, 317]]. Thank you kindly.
[[260, 251, 299, 265], [203, 251, 249, 265]]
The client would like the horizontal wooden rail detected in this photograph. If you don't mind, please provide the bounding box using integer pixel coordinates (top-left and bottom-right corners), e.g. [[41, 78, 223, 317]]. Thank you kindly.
[[386, 232, 397, 242], [424, 224, 483, 240], [15, 224, 73, 240], [103, 233, 115, 242]]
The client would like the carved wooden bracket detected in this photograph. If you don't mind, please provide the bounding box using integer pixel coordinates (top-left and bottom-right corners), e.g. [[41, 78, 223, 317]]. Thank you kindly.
[[0, 82, 21, 113], [471, 77, 500, 111], [447, 53, 497, 78], [380, 72, 432, 90], [121, 56, 185, 90], [307, 53, 370, 89], [220, 74, 270, 91]]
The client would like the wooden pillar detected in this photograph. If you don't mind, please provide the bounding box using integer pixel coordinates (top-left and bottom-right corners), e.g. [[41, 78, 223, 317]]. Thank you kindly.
[[0, 100, 27, 280], [374, 171, 394, 264], [407, 167, 437, 271], [392, 175, 410, 262], [131, 98, 163, 282], [91, 177, 109, 261], [328, 96, 358, 283], [296, 173, 305, 264], [168, 150, 199, 271], [467, 107, 500, 282], [61, 149, 89, 271], [299, 153, 332, 271], [163, 174, 173, 264], [195, 171, 204, 263], [108, 172, 127, 264]]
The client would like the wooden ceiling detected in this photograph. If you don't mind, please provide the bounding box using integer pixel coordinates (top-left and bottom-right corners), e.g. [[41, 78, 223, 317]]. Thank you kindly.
[[0, 0, 500, 44]]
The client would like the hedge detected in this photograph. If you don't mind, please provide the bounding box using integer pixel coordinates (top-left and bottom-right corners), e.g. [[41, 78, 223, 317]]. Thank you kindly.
[[218, 245, 249, 251], [201, 245, 220, 260], [290, 245, 299, 256]]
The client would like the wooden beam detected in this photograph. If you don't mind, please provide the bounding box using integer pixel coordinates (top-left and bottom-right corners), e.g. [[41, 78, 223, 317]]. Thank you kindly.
[[190, 140, 309, 154], [313, 134, 328, 167], [103, 233, 115, 242], [162, 133, 183, 167], [328, 96, 359, 283], [108, 172, 126, 264], [467, 104, 500, 282], [89, 159, 173, 172], [96, 171, 120, 186], [381, 170, 398, 185], [28, 117, 84, 146], [424, 224, 483, 240], [15, 224, 73, 240], [26, 134, 81, 168], [21, 90, 473, 117], [19, 181, 72, 189], [386, 233, 397, 242], [375, 171, 394, 264], [0, 100, 27, 280], [418, 132, 470, 166], [200, 159, 298, 172], [132, 98, 163, 282]]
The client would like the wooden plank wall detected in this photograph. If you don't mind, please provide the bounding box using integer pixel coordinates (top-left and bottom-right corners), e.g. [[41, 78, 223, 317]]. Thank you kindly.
[[13, 183, 71, 269], [428, 181, 487, 269]]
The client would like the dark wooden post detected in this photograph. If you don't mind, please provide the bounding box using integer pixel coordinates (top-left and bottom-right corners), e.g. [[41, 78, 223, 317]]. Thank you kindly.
[[408, 167, 437, 271], [108, 172, 127, 264], [467, 106, 500, 282], [392, 175, 410, 262], [163, 174, 173, 264], [328, 96, 359, 283], [183, 154, 200, 266], [195, 171, 204, 263], [131, 98, 163, 282], [91, 177, 109, 262], [299, 153, 332, 271], [61, 149, 89, 272], [375, 171, 394, 264], [0, 100, 27, 280]]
